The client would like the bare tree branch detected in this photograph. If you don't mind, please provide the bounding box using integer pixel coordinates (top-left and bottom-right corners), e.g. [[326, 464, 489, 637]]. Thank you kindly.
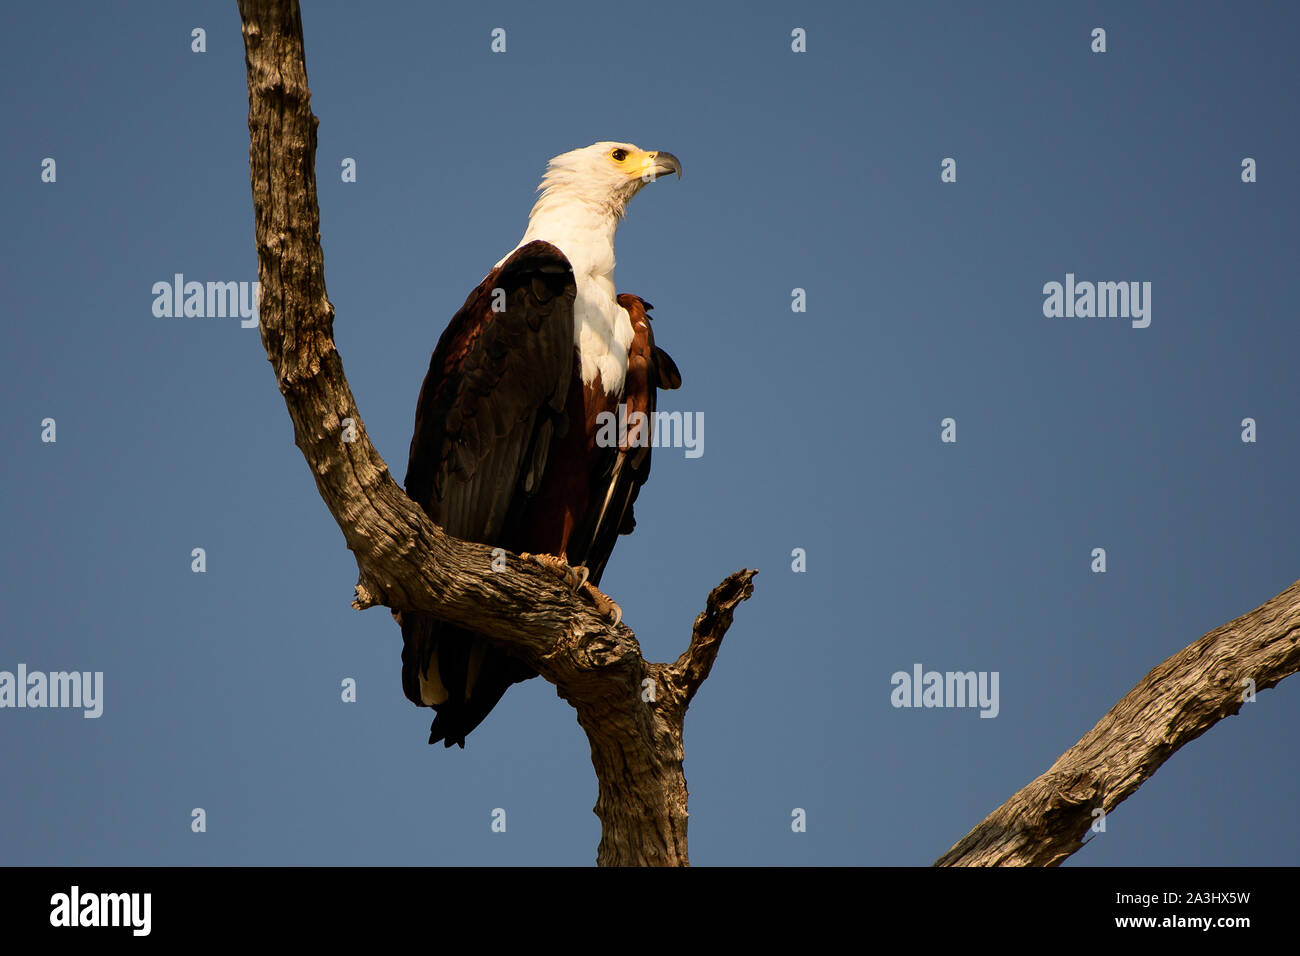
[[666, 570, 758, 711], [237, 0, 754, 867], [936, 579, 1300, 866]]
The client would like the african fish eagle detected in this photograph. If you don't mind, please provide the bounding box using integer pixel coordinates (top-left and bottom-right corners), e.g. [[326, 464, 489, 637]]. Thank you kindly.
[[399, 142, 683, 748]]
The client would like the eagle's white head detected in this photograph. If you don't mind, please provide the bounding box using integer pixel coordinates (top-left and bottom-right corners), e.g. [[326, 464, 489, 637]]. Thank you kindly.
[[504, 141, 682, 392], [508, 142, 682, 280], [530, 142, 682, 223]]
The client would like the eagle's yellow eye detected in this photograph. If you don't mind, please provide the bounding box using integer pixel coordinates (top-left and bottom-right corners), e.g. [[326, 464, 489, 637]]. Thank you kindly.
[[611, 148, 628, 162]]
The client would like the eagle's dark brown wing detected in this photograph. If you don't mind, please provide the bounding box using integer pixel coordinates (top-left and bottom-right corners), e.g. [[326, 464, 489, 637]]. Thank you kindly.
[[572, 294, 682, 587], [401, 241, 575, 747]]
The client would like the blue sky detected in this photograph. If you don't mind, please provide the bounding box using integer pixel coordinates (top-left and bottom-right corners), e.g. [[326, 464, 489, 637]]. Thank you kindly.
[[1, 0, 1297, 865]]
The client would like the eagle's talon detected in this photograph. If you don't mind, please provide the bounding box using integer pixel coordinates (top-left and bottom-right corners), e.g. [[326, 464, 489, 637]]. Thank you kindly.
[[521, 553, 619, 623], [582, 581, 623, 627], [523, 552, 586, 592]]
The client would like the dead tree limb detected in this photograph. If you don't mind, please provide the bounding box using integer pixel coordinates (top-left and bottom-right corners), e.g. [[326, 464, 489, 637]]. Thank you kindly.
[[236, 0, 754, 867], [936, 579, 1300, 866]]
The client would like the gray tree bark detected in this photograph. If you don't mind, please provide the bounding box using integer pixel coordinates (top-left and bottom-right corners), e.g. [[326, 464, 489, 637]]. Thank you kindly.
[[936, 580, 1300, 865]]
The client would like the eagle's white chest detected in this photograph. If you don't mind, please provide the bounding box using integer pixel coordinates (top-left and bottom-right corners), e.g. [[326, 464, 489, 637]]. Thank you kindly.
[[574, 275, 632, 394], [503, 192, 634, 394]]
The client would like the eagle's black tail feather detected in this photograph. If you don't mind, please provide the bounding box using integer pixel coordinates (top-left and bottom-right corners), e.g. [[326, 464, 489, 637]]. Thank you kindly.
[[401, 612, 535, 748]]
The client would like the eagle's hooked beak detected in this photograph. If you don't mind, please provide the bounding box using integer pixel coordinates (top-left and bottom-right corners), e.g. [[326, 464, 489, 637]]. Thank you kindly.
[[641, 150, 683, 183]]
